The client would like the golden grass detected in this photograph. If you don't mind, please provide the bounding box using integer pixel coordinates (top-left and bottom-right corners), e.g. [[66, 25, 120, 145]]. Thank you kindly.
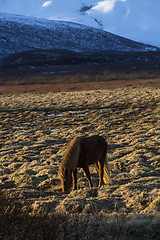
[[0, 86, 160, 239]]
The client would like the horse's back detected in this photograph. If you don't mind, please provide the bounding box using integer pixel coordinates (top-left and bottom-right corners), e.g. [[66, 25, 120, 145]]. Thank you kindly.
[[81, 135, 107, 149], [69, 135, 106, 146]]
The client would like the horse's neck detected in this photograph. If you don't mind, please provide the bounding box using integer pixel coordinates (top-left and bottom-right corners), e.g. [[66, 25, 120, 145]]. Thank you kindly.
[[62, 141, 80, 170]]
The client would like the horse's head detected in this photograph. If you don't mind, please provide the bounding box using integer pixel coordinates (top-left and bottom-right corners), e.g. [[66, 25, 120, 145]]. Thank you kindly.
[[57, 167, 73, 194]]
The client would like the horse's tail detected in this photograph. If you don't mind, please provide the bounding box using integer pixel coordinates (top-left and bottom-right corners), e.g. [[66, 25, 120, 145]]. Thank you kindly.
[[103, 155, 112, 185]]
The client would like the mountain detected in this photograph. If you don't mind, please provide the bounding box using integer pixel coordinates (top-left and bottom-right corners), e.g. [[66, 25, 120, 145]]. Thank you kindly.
[[0, 0, 160, 47], [0, 12, 158, 66], [0, 12, 160, 84]]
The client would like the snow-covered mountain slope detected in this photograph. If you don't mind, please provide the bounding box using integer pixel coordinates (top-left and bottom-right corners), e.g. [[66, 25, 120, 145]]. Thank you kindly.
[[0, 12, 158, 65], [0, 0, 160, 47]]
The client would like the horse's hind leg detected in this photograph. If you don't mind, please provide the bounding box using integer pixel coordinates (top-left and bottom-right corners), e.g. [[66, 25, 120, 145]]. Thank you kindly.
[[82, 164, 93, 188], [97, 161, 104, 188], [95, 162, 102, 187]]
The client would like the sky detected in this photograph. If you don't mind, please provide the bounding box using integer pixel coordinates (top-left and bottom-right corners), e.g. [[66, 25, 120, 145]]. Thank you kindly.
[[0, 0, 160, 46]]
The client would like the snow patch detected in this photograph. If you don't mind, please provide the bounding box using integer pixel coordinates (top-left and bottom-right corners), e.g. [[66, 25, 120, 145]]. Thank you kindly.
[[42, 1, 52, 8], [92, 0, 127, 13]]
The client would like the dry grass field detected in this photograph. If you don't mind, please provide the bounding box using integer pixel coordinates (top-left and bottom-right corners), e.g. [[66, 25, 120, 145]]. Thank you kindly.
[[0, 84, 160, 239]]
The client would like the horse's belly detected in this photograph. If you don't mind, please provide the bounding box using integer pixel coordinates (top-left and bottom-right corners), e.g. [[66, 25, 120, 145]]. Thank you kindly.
[[79, 150, 102, 166], [88, 155, 101, 165]]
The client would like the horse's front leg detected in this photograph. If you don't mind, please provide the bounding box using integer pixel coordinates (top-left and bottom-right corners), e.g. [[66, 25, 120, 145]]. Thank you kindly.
[[82, 164, 93, 188], [72, 169, 77, 190]]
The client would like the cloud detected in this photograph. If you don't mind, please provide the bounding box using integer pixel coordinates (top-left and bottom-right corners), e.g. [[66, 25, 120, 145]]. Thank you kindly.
[[42, 1, 52, 8], [92, 0, 127, 13]]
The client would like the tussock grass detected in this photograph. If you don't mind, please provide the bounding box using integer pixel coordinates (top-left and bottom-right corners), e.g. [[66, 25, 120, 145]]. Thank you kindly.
[[0, 86, 160, 239]]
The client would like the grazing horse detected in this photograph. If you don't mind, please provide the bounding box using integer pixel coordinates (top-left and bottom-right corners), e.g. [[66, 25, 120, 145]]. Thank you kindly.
[[57, 135, 111, 193]]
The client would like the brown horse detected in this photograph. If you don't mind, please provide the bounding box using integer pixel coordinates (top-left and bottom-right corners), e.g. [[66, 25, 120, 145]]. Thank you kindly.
[[57, 135, 111, 193]]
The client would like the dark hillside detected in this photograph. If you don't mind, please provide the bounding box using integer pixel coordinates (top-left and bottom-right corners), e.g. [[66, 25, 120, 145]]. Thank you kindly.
[[0, 50, 160, 86]]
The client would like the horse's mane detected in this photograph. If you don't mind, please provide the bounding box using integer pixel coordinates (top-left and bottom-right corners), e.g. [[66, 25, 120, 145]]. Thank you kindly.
[[60, 136, 81, 171]]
